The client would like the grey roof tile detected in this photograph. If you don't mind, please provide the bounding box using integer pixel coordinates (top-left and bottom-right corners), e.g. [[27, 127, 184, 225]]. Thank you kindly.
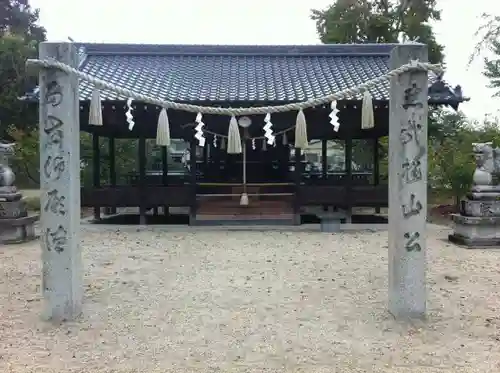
[[31, 43, 467, 105]]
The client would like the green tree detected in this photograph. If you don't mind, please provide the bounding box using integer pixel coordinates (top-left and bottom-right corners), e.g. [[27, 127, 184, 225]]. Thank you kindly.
[[0, 1, 46, 138], [0, 0, 46, 41], [429, 125, 475, 209], [310, 0, 452, 145], [311, 0, 444, 64], [483, 39, 500, 97], [8, 126, 140, 187], [470, 13, 500, 64], [428, 109, 468, 146]]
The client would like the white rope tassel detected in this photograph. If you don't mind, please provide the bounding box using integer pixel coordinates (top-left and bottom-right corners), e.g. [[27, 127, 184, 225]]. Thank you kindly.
[[361, 91, 375, 129], [262, 139, 267, 151], [156, 108, 171, 146], [282, 134, 288, 146], [227, 115, 242, 154], [221, 137, 226, 150], [240, 193, 249, 206], [89, 87, 103, 125], [294, 109, 308, 149]]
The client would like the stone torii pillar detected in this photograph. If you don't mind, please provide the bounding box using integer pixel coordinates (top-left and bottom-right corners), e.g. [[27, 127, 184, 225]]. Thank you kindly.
[[38, 42, 82, 321], [388, 44, 428, 319]]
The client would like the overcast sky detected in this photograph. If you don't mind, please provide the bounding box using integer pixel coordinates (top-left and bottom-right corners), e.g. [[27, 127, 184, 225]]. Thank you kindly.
[[30, 0, 500, 121]]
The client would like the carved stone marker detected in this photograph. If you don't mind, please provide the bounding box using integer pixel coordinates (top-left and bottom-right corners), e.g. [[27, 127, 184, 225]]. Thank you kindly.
[[449, 142, 500, 247], [0, 143, 38, 244], [38, 42, 82, 321], [388, 45, 428, 319]]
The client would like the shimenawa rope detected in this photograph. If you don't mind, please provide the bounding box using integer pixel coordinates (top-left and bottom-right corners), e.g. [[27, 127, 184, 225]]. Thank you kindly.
[[26, 58, 441, 116]]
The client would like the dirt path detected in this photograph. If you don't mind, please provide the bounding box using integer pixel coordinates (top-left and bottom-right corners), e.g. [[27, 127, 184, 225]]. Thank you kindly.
[[1, 225, 499, 372]]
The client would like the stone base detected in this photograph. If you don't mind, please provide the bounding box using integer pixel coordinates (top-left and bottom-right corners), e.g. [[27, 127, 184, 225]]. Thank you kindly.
[[466, 192, 500, 200], [0, 199, 28, 219], [318, 212, 346, 233], [0, 215, 39, 244], [0, 189, 22, 202], [449, 214, 500, 248]]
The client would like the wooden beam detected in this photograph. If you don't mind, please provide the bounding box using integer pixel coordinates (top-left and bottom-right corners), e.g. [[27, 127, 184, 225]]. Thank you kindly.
[[161, 146, 169, 216], [189, 140, 197, 225], [138, 136, 147, 225], [294, 147, 302, 224], [92, 133, 100, 221], [106, 137, 116, 215], [374, 137, 380, 213], [321, 139, 328, 211], [345, 134, 353, 222]]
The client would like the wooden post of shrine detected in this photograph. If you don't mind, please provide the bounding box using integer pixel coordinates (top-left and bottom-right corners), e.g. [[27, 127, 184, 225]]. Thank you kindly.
[[38, 42, 83, 321], [388, 44, 428, 319]]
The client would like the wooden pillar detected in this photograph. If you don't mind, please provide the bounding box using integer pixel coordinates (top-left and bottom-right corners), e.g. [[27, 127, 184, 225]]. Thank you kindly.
[[92, 133, 100, 220], [203, 142, 208, 171], [374, 137, 380, 213], [106, 137, 116, 215], [345, 136, 353, 223], [321, 139, 328, 211], [321, 139, 328, 180], [388, 45, 428, 319], [294, 147, 302, 225], [161, 146, 169, 216], [39, 42, 82, 321], [138, 136, 147, 225], [189, 140, 197, 225]]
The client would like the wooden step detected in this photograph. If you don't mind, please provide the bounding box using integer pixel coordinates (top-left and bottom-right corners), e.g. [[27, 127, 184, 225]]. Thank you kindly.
[[197, 199, 293, 217]]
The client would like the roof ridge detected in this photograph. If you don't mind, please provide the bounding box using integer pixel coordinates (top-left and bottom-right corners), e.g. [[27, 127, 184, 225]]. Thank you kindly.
[[76, 43, 398, 57]]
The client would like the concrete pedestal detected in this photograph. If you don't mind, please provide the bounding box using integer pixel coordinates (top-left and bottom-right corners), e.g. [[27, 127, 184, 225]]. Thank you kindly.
[[0, 215, 38, 244], [449, 214, 500, 248], [0, 196, 39, 244], [318, 211, 346, 233]]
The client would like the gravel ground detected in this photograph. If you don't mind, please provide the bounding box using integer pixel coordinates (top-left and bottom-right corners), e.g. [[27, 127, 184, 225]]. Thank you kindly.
[[1, 225, 500, 372]]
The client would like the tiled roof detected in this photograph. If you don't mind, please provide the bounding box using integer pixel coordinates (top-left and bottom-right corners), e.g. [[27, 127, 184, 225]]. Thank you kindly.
[[31, 43, 467, 105]]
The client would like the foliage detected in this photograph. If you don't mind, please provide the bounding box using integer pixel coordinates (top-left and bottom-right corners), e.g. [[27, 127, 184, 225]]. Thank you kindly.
[[311, 0, 444, 64], [0, 1, 46, 139], [429, 126, 475, 208], [0, 0, 46, 41], [428, 115, 500, 207], [428, 109, 469, 145], [7, 127, 139, 188], [0, 33, 38, 137], [7, 124, 38, 186], [470, 13, 500, 64], [483, 39, 500, 97]]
